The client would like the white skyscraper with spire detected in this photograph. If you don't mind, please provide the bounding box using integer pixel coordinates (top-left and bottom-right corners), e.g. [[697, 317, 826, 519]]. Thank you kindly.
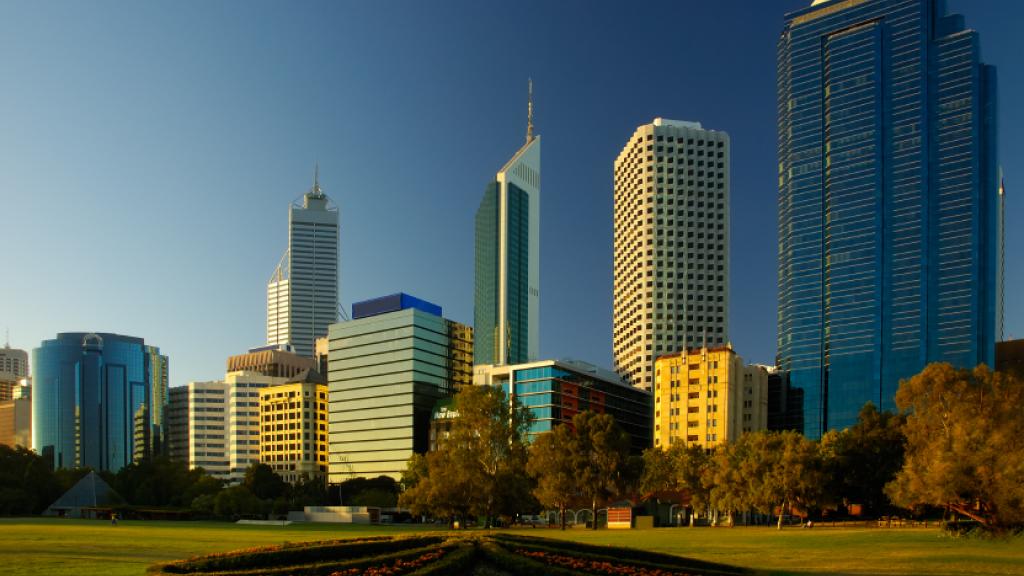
[[267, 167, 339, 357], [474, 80, 541, 366]]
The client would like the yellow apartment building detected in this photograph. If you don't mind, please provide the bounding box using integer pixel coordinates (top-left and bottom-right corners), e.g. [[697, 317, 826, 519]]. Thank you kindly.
[[654, 345, 767, 450], [259, 379, 328, 483]]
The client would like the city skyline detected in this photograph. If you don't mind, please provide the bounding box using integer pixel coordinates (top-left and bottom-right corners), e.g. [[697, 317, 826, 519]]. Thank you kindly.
[[1, 0, 1020, 386]]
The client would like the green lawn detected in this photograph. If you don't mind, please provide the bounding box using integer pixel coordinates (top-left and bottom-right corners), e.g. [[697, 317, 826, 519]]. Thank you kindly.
[[0, 517, 430, 576], [2, 517, 1021, 576], [511, 525, 1024, 576]]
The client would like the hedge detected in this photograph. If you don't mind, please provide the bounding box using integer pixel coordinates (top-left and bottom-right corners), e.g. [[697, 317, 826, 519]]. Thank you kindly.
[[492, 534, 753, 576], [150, 536, 445, 575]]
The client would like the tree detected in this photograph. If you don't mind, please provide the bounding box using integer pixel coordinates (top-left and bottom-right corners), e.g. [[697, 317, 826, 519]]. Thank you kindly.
[[289, 474, 329, 509], [399, 449, 474, 524], [704, 431, 825, 528], [399, 386, 534, 527], [756, 430, 826, 529], [821, 403, 905, 516], [244, 463, 287, 500], [641, 444, 711, 524], [527, 424, 576, 529], [447, 385, 534, 527], [214, 485, 266, 518], [0, 445, 60, 515], [106, 457, 224, 508], [704, 438, 753, 525], [571, 411, 631, 530], [886, 364, 1024, 531], [339, 476, 399, 507]]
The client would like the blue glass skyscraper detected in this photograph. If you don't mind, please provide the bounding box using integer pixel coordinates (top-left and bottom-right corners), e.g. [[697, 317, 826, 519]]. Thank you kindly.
[[33, 332, 169, 471], [776, 0, 999, 437]]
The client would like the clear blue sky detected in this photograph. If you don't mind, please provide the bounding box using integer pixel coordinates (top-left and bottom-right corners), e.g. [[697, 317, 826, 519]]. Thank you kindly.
[[1, 1, 1020, 386]]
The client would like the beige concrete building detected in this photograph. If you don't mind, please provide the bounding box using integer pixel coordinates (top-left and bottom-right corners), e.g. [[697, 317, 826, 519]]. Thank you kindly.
[[0, 345, 29, 401], [613, 119, 730, 391], [227, 346, 316, 379], [226, 370, 290, 482], [259, 379, 328, 483], [653, 345, 766, 450], [315, 337, 329, 381], [167, 381, 231, 478]]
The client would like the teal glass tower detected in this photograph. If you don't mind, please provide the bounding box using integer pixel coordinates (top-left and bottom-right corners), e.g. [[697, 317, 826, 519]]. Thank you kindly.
[[776, 0, 999, 437], [32, 333, 169, 471], [474, 84, 541, 366]]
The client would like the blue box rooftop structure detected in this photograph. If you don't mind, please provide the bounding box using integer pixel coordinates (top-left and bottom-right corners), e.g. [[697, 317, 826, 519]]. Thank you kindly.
[[351, 293, 442, 320]]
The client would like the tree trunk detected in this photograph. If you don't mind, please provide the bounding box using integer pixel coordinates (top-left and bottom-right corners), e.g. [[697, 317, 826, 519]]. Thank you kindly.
[[592, 498, 598, 530], [560, 506, 566, 530], [949, 502, 992, 527], [777, 500, 786, 530]]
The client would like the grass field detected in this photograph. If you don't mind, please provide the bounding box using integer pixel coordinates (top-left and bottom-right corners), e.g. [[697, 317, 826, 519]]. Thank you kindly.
[[1, 517, 1021, 576]]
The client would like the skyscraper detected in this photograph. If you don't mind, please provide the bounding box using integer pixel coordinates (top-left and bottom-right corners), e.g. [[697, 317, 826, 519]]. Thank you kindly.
[[474, 82, 540, 366], [32, 332, 168, 471], [613, 119, 730, 391], [777, 0, 999, 437], [268, 167, 340, 358]]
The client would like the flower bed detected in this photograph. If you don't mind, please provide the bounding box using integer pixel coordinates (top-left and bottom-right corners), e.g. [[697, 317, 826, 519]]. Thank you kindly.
[[149, 537, 447, 576], [330, 548, 447, 576], [516, 549, 694, 576], [149, 533, 750, 576]]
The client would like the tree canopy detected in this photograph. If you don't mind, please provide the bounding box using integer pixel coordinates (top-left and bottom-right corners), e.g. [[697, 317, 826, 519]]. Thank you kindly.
[[704, 430, 825, 528], [526, 421, 577, 529], [886, 363, 1024, 530], [0, 445, 61, 515], [570, 411, 633, 529], [821, 403, 905, 515], [399, 385, 535, 526], [640, 443, 710, 514]]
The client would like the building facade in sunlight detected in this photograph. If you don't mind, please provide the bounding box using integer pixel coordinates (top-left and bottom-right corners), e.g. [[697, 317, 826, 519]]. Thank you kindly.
[[653, 345, 767, 450]]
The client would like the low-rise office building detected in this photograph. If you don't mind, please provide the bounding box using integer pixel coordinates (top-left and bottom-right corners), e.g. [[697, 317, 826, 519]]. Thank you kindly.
[[473, 359, 652, 453], [259, 373, 328, 483], [997, 339, 1024, 378], [327, 293, 473, 482], [167, 381, 231, 478], [653, 345, 767, 450]]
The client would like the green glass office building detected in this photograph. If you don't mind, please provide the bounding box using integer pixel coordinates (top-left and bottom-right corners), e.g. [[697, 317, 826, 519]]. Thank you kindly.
[[326, 295, 472, 482], [475, 130, 540, 366]]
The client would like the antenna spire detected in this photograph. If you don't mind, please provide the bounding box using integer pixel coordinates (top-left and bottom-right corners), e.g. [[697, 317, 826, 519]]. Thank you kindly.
[[526, 78, 534, 144], [311, 161, 322, 197]]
